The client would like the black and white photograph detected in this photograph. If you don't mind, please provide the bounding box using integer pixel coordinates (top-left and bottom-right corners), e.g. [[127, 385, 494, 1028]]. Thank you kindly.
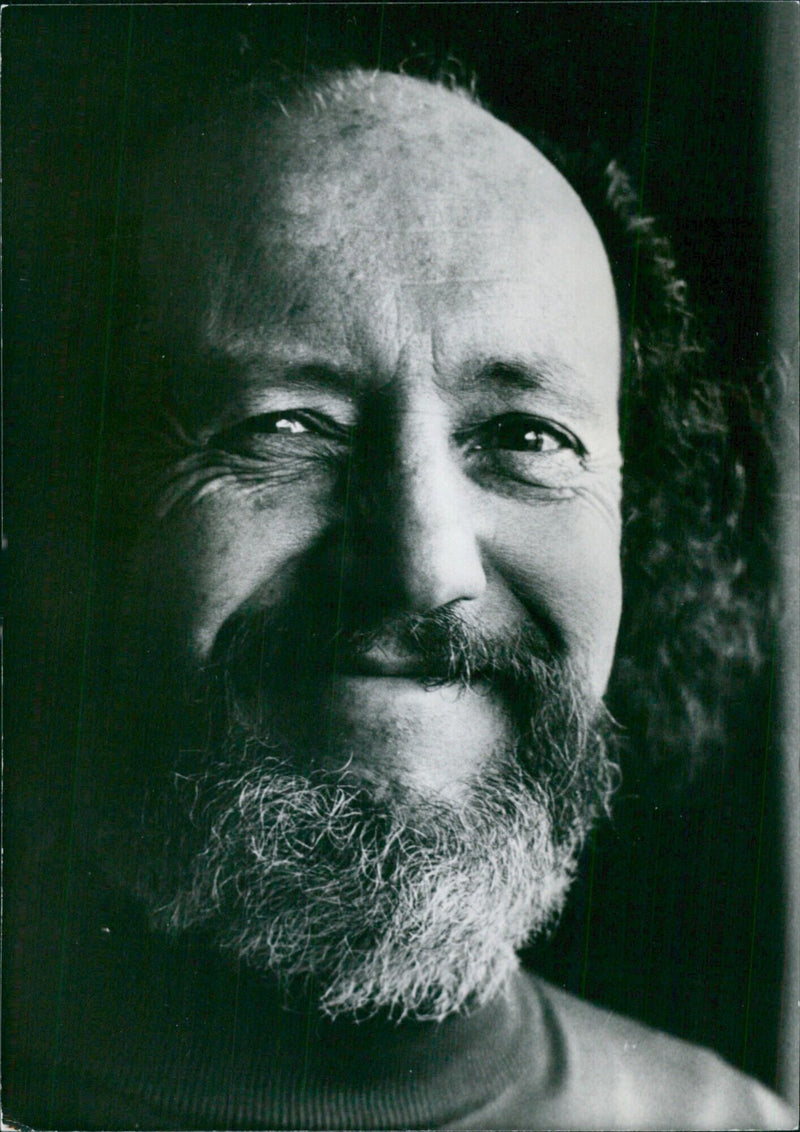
[[4, 4, 799, 1128]]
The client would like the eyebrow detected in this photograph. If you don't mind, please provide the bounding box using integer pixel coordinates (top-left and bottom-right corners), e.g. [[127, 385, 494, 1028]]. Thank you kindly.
[[192, 352, 359, 402], [469, 358, 602, 417], [246, 363, 359, 396], [188, 349, 604, 419]]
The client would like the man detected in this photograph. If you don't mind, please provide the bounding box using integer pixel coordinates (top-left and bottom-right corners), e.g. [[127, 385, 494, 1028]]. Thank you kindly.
[[5, 68, 793, 1129]]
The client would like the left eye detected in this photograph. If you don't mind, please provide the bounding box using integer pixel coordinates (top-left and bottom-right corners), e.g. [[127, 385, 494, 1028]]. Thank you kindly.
[[462, 414, 581, 455]]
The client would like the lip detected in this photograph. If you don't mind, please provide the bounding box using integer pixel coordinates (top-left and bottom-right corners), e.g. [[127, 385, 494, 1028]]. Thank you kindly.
[[328, 674, 489, 709], [335, 645, 438, 679], [333, 674, 455, 689], [323, 675, 501, 740]]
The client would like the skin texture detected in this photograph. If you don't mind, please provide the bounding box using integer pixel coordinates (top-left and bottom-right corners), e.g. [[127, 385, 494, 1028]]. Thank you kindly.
[[126, 73, 622, 802]]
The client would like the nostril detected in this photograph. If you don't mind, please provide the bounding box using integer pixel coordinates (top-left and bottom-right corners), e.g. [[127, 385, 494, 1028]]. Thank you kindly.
[[394, 492, 487, 613]]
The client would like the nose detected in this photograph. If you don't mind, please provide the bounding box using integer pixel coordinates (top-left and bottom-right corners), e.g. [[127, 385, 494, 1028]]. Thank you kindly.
[[357, 409, 487, 614]]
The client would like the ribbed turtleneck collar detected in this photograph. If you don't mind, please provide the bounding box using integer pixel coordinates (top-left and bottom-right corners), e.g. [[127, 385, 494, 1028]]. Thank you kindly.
[[17, 893, 555, 1129]]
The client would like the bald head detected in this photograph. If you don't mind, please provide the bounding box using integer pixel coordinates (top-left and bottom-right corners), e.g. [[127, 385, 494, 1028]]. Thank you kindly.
[[141, 71, 619, 450], [125, 65, 623, 700]]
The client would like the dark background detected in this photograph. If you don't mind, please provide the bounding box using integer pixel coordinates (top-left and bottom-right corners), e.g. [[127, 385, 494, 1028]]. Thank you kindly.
[[4, 0, 792, 1102]]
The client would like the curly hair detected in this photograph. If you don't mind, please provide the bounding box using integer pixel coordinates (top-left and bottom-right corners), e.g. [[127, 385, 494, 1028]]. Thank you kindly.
[[537, 141, 773, 795]]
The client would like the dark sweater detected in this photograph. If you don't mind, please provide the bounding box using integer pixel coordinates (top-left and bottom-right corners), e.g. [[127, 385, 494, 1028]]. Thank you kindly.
[[4, 909, 793, 1131]]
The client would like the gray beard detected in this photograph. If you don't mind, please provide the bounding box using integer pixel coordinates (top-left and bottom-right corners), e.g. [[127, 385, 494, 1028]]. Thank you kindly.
[[106, 657, 617, 1023]]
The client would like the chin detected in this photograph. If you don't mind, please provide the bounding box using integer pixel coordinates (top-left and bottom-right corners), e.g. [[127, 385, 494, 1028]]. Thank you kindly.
[[97, 638, 616, 1021], [138, 753, 580, 1022], [303, 675, 517, 801]]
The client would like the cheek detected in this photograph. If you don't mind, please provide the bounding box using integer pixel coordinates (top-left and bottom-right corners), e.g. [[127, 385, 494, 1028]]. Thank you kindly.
[[129, 490, 331, 663], [488, 499, 622, 697]]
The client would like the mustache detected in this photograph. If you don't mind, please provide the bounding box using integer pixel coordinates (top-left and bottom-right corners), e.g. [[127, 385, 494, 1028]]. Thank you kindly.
[[201, 604, 617, 806], [186, 605, 618, 862], [208, 603, 558, 699], [343, 611, 556, 686]]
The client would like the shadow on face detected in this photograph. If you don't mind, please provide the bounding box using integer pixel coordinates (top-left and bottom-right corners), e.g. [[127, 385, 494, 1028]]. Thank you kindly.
[[111, 69, 623, 799]]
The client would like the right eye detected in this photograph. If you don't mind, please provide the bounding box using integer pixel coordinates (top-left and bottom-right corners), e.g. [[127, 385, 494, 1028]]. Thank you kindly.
[[210, 410, 350, 456], [259, 414, 312, 435]]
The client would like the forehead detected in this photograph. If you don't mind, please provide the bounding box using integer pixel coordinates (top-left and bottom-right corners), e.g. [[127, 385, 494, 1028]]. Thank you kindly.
[[144, 76, 619, 408]]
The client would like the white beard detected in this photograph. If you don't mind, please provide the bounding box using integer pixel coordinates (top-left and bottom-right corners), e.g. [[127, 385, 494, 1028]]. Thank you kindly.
[[99, 625, 616, 1022], [125, 731, 607, 1021]]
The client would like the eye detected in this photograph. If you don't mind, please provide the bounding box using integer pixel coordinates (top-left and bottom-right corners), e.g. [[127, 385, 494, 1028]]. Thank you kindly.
[[210, 410, 349, 454], [267, 415, 311, 435], [458, 413, 585, 490], [461, 414, 583, 456]]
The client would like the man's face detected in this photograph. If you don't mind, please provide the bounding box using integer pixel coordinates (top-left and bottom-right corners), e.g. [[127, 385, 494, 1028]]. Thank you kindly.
[[107, 76, 622, 1019]]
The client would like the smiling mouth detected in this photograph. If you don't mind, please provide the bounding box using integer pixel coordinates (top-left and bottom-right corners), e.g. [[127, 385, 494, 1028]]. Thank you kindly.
[[214, 607, 543, 702], [337, 643, 439, 680], [329, 636, 487, 687]]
